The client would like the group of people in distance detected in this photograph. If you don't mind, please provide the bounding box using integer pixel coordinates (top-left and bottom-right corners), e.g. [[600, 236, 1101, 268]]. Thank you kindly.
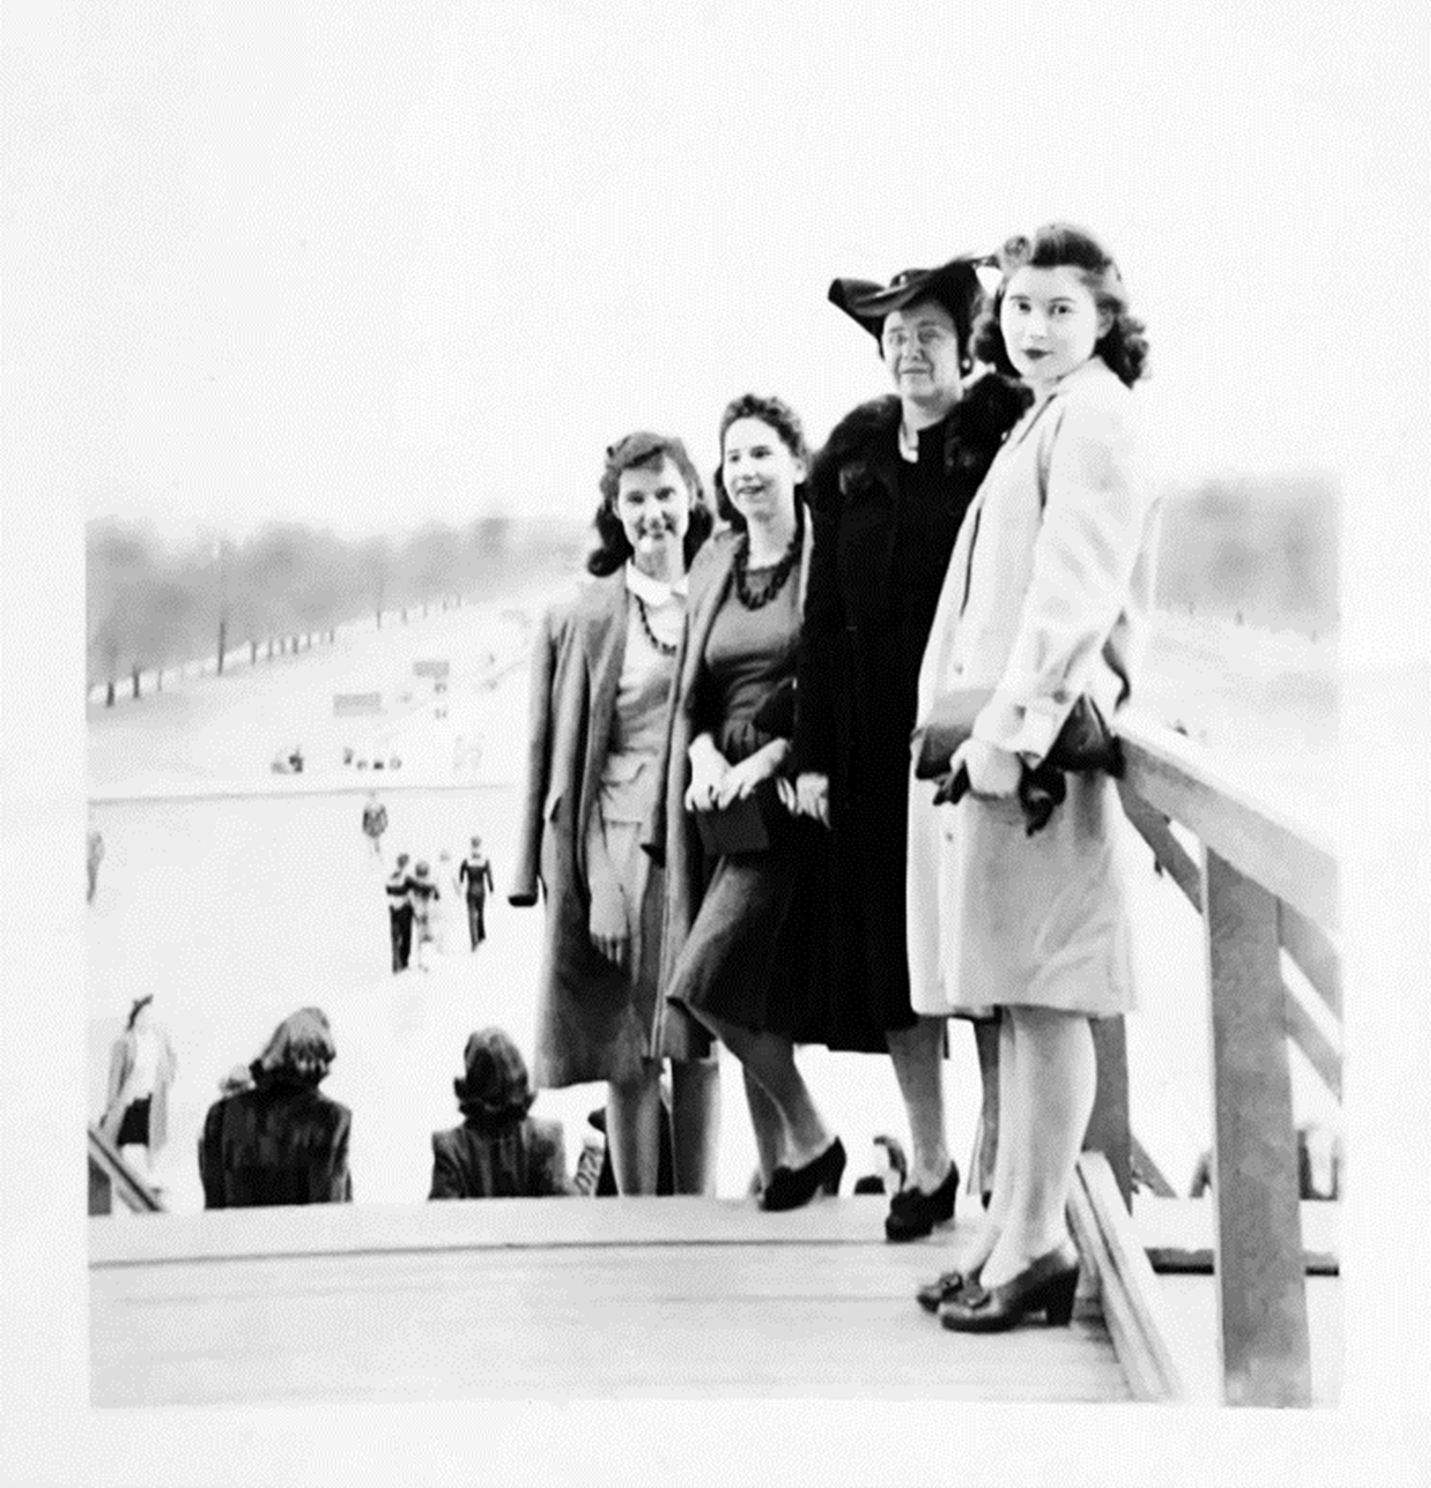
[[385, 833, 495, 973], [510, 222, 1160, 1334]]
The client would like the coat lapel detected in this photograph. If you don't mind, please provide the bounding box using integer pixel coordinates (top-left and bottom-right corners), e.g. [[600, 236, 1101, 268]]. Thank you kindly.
[[577, 576, 629, 843]]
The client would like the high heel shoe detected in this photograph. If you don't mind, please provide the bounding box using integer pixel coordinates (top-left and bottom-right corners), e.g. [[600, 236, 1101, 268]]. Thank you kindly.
[[938, 1241, 1079, 1333], [915, 1265, 981, 1314], [760, 1138, 846, 1212], [884, 1161, 960, 1242]]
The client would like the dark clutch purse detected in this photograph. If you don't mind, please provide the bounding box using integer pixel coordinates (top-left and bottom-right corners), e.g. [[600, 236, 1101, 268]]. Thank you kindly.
[[911, 687, 1123, 836], [695, 775, 785, 857]]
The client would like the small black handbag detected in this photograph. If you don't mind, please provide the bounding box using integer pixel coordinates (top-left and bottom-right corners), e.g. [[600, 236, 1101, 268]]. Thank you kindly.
[[695, 775, 785, 857]]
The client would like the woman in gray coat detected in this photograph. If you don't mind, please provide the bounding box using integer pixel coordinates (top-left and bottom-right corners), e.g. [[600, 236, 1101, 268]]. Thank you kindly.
[[510, 433, 720, 1195]]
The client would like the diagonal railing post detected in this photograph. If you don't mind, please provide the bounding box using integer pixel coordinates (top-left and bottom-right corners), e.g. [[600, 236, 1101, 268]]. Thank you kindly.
[[1203, 847, 1312, 1405]]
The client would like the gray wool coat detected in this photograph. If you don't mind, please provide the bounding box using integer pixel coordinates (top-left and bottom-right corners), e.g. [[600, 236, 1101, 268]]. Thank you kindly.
[[510, 573, 698, 1085]]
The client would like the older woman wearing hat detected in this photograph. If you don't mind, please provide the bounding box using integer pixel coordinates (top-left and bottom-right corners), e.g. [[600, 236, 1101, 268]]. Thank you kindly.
[[510, 432, 720, 1196], [198, 1007, 352, 1208], [429, 1027, 571, 1198], [789, 257, 1028, 1241]]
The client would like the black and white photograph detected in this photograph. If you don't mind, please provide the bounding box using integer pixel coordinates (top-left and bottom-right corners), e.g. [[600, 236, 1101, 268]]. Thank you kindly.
[[3, 0, 1428, 1484]]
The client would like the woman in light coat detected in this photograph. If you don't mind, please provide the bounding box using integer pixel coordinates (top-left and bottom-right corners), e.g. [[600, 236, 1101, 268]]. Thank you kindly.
[[101, 995, 177, 1180], [510, 433, 720, 1194], [910, 224, 1159, 1331]]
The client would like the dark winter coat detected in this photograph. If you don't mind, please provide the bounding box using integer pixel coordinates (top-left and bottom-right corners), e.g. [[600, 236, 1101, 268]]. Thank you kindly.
[[428, 1115, 571, 1199], [198, 1074, 353, 1208], [791, 374, 1028, 1031]]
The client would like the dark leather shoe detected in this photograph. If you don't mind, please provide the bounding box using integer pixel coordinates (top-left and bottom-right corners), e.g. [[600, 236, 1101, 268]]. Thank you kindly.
[[761, 1138, 846, 1212], [915, 1266, 979, 1314], [938, 1241, 1080, 1333], [885, 1162, 959, 1242]]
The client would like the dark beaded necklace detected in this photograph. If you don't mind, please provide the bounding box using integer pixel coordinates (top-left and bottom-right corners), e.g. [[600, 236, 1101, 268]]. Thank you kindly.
[[733, 528, 801, 610], [635, 595, 678, 657]]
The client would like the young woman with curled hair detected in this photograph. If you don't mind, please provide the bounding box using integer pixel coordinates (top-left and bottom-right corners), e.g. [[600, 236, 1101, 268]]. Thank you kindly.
[[510, 432, 720, 1195], [909, 224, 1159, 1331], [650, 393, 845, 1211]]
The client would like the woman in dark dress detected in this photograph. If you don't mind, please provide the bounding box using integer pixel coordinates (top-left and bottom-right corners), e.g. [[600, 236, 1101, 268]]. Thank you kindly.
[[655, 394, 844, 1210], [791, 257, 1029, 1240]]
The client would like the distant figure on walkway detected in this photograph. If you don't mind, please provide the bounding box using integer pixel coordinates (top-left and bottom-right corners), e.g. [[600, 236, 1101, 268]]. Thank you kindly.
[[361, 793, 388, 856], [100, 995, 177, 1183], [386, 853, 414, 973], [199, 1007, 353, 1208], [429, 1028, 572, 1199], [86, 825, 105, 905], [458, 835, 495, 949], [408, 860, 440, 972]]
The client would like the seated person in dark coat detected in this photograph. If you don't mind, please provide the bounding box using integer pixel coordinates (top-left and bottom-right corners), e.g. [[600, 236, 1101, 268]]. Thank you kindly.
[[199, 1007, 353, 1208], [429, 1027, 572, 1199]]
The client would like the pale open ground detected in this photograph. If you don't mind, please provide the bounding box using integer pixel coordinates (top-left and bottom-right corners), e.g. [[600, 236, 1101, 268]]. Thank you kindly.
[[87, 589, 1340, 1218]]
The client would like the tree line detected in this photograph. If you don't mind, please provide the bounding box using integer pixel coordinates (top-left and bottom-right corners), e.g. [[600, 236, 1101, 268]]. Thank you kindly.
[[85, 515, 570, 704]]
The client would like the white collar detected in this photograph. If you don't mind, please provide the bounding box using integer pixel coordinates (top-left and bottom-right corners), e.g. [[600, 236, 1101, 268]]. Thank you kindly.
[[624, 561, 687, 606]]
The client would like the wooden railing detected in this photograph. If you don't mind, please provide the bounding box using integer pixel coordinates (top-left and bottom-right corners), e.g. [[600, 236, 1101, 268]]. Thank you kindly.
[[1085, 711, 1340, 1407]]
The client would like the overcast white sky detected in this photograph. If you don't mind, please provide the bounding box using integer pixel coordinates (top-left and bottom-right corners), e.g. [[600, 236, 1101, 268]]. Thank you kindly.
[[6, 0, 1416, 542]]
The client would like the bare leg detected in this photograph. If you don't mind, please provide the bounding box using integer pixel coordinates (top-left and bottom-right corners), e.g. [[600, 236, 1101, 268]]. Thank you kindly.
[[981, 1007, 1096, 1287], [955, 1015, 1017, 1276], [885, 1017, 951, 1193], [669, 1058, 721, 1196], [606, 1062, 662, 1195], [743, 1066, 785, 1187], [702, 1013, 832, 1168], [973, 1018, 1001, 1198]]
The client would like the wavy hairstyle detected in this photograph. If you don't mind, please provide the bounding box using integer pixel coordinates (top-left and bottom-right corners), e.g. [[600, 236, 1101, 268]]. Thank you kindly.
[[713, 392, 811, 533], [587, 432, 712, 578], [971, 223, 1149, 388], [253, 1006, 336, 1087]]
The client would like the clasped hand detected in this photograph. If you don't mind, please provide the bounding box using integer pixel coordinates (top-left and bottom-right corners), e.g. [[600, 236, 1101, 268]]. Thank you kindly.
[[936, 737, 1022, 804]]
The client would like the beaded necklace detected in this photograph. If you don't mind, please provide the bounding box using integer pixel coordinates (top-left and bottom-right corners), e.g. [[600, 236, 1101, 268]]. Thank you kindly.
[[733, 527, 801, 610], [634, 595, 679, 657]]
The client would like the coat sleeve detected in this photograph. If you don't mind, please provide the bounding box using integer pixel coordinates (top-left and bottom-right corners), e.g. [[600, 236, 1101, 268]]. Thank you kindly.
[[792, 446, 844, 776], [972, 393, 1153, 765], [428, 1134, 464, 1200], [509, 606, 560, 906], [319, 1106, 353, 1203], [198, 1101, 226, 1209], [536, 1123, 573, 1197]]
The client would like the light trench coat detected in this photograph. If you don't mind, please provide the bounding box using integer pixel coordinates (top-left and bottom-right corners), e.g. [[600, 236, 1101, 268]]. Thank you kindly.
[[907, 356, 1160, 1018]]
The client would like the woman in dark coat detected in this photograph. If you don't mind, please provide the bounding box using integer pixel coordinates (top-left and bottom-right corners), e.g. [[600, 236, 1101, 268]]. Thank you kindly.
[[509, 433, 720, 1195], [790, 256, 1029, 1240], [198, 1006, 353, 1208], [429, 1027, 571, 1198]]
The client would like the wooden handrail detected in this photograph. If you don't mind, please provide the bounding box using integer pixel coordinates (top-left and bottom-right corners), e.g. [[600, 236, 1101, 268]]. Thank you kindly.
[[89, 1125, 165, 1214], [1102, 712, 1338, 1407], [1118, 712, 1339, 934]]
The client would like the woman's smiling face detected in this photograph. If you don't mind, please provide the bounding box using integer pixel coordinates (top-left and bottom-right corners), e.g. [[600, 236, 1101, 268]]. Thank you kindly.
[[999, 265, 1107, 387], [613, 456, 692, 572], [722, 417, 805, 527]]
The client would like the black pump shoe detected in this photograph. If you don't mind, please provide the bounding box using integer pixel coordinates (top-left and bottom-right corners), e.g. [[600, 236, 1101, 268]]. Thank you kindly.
[[885, 1162, 960, 1242], [938, 1241, 1080, 1333], [760, 1138, 846, 1212]]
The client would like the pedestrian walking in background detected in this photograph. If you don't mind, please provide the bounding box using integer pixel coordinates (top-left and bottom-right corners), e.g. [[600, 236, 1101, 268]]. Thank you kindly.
[[361, 792, 388, 857], [87, 824, 105, 905], [386, 853, 414, 973], [100, 995, 177, 1186], [409, 860, 440, 972], [458, 835, 495, 949]]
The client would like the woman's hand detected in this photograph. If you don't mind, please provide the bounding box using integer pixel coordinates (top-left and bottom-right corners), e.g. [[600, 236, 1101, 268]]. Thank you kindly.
[[948, 738, 1022, 801], [785, 771, 830, 826], [588, 880, 629, 966], [684, 735, 730, 813], [713, 739, 789, 809]]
